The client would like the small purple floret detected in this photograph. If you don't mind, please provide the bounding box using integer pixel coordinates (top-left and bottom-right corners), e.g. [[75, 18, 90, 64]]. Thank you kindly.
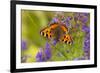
[[21, 40, 27, 50]]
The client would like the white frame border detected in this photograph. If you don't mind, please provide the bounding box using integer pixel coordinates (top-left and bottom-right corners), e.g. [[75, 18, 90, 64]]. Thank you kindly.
[[16, 4, 94, 69]]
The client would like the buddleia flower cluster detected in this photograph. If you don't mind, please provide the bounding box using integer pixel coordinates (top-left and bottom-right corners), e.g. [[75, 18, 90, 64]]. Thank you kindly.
[[36, 43, 51, 62], [73, 13, 90, 60]]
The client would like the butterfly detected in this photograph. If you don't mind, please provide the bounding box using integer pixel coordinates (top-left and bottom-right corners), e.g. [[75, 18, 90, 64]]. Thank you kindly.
[[40, 23, 73, 45]]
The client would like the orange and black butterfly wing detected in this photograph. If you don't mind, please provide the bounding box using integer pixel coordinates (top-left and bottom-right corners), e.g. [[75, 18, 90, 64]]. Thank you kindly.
[[40, 27, 52, 39], [60, 34, 73, 45], [40, 23, 58, 39], [60, 24, 69, 33]]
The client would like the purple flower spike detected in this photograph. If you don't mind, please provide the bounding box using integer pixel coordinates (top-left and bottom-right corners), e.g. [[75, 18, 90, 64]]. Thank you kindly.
[[67, 16, 72, 21], [84, 39, 90, 51], [82, 25, 90, 33], [45, 43, 51, 60], [36, 43, 51, 62], [66, 19, 70, 27], [74, 13, 89, 24], [50, 17, 59, 24], [21, 40, 27, 50], [83, 30, 90, 60], [36, 51, 43, 62], [80, 16, 88, 23], [45, 43, 50, 49], [53, 39, 57, 45]]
